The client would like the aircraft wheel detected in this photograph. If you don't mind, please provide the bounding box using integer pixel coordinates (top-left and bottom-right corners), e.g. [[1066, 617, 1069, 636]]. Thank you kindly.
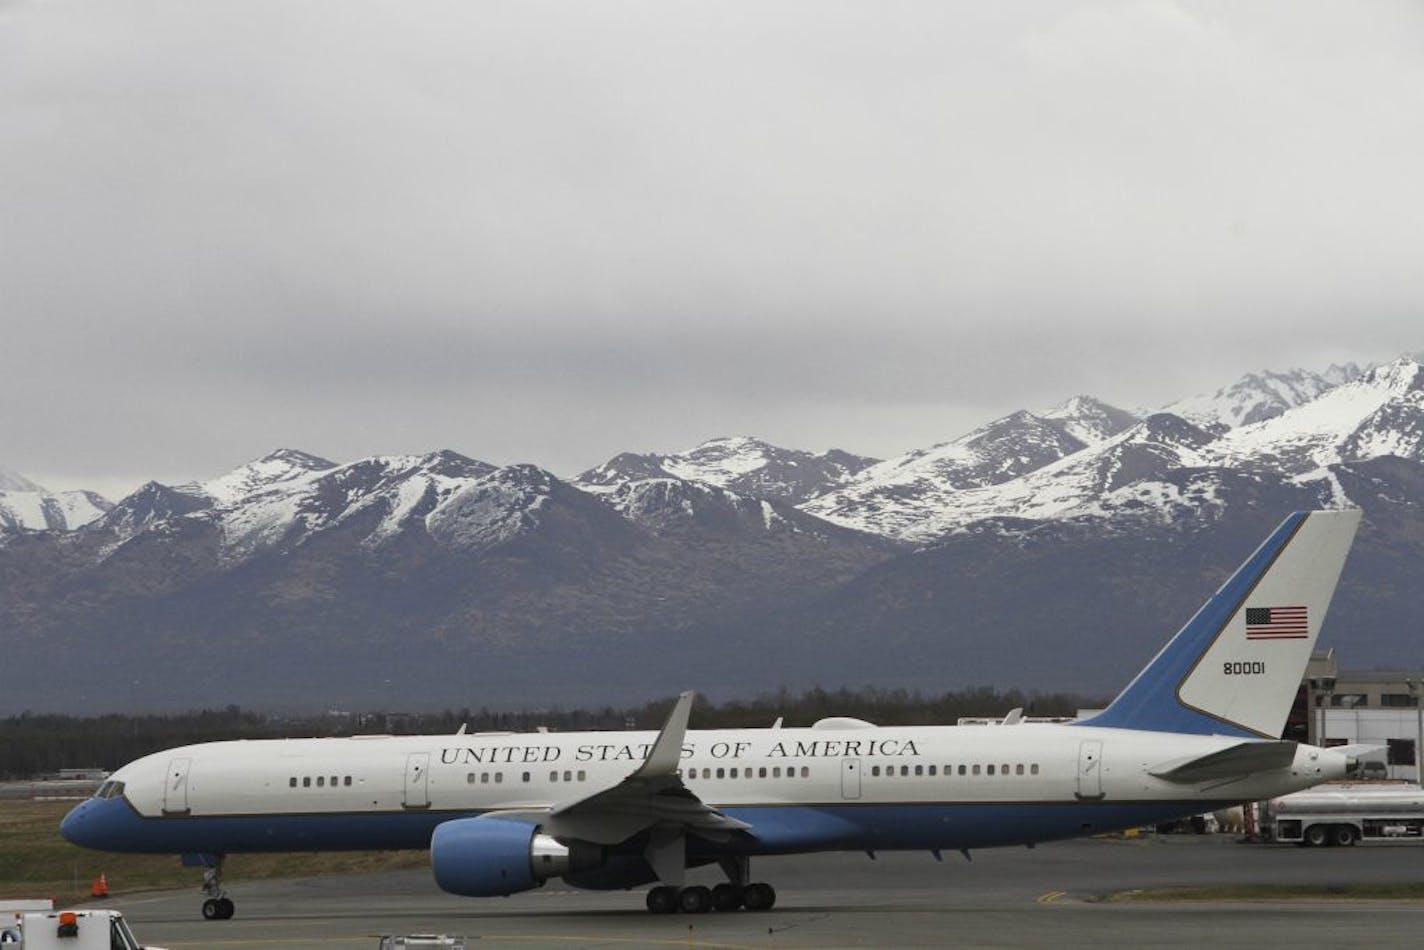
[[678, 885, 712, 914], [218, 898, 235, 919], [711, 882, 743, 911], [742, 882, 776, 911], [1332, 825, 1358, 847], [202, 898, 222, 920], [646, 886, 678, 914]]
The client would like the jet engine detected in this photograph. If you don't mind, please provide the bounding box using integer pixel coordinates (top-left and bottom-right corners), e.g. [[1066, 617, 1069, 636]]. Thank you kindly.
[[430, 816, 603, 897]]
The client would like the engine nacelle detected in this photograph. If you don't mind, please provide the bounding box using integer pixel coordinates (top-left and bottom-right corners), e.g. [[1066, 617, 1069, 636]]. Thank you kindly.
[[430, 816, 601, 897]]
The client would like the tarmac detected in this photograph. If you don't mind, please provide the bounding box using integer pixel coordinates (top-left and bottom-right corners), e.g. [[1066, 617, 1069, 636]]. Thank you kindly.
[[98, 835, 1424, 949]]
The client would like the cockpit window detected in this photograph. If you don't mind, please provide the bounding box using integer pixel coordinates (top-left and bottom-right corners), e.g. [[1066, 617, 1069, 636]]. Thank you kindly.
[[94, 780, 126, 800]]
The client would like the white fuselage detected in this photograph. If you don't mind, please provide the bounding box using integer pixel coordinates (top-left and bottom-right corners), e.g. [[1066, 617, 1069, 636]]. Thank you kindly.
[[74, 722, 1347, 854]]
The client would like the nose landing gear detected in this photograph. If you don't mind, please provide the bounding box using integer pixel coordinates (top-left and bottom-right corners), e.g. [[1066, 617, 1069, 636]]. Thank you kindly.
[[199, 856, 235, 920]]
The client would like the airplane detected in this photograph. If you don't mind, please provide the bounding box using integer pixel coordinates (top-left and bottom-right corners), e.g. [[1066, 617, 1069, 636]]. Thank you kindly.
[[62, 509, 1366, 919]]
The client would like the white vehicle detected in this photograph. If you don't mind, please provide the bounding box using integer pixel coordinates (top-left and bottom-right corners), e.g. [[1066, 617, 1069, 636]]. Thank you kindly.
[[1264, 783, 1424, 846], [0, 909, 163, 950], [62, 511, 1365, 918]]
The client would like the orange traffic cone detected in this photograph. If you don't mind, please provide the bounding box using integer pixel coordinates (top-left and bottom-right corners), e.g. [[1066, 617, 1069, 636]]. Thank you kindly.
[[90, 873, 109, 898]]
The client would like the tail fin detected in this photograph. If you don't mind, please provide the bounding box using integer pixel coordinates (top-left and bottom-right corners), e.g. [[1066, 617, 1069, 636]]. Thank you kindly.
[[1079, 510, 1361, 738]]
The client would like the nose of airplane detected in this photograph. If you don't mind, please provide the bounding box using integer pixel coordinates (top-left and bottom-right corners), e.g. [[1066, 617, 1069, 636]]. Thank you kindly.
[[59, 797, 87, 843], [60, 799, 94, 846]]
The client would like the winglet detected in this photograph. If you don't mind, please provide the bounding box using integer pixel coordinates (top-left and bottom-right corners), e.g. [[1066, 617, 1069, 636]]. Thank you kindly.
[[632, 691, 694, 778]]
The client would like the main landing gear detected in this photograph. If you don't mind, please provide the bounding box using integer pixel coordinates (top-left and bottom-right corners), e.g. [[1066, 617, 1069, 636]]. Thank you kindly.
[[644, 857, 776, 914], [199, 856, 235, 920]]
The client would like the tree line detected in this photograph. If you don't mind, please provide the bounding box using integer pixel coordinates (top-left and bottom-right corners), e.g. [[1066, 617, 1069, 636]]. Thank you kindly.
[[0, 687, 1099, 780]]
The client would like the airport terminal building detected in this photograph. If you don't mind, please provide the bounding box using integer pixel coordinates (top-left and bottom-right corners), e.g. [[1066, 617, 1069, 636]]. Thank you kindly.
[[1296, 649, 1424, 780]]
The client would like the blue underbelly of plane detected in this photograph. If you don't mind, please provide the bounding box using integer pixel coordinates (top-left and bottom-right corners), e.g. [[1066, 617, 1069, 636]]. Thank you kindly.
[[62, 796, 1229, 857]]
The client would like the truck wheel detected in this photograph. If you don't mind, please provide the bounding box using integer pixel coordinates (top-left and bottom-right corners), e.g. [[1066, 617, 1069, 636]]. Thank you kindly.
[[1332, 825, 1357, 847], [1304, 824, 1328, 847]]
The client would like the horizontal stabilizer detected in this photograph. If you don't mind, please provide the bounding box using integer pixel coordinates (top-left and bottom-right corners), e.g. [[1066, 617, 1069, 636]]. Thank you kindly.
[[1149, 741, 1297, 783]]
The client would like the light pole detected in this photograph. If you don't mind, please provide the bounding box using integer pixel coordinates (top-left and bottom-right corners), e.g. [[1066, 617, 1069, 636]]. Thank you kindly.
[[1309, 677, 1335, 749], [1409, 679, 1424, 786]]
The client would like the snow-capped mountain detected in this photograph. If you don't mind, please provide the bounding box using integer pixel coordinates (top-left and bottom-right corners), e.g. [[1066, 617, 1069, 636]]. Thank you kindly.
[[204, 450, 500, 559], [808, 412, 1225, 542], [1165, 365, 1362, 432], [802, 409, 1101, 539], [592, 475, 856, 540], [0, 468, 111, 535], [1209, 358, 1424, 475], [1040, 396, 1140, 445], [577, 437, 877, 505], [806, 359, 1422, 542], [2, 353, 1423, 713], [90, 480, 213, 542], [192, 448, 337, 505]]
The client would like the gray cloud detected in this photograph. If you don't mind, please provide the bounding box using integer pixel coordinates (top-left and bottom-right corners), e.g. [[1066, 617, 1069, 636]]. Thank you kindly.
[[3, 1, 1421, 494]]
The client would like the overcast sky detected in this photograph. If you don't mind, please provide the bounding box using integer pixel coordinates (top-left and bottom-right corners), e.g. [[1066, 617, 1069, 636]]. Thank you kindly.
[[3, 1, 1422, 497]]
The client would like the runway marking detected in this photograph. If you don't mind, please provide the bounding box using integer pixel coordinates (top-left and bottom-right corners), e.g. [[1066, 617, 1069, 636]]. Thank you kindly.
[[155, 933, 776, 949], [1036, 890, 1067, 903]]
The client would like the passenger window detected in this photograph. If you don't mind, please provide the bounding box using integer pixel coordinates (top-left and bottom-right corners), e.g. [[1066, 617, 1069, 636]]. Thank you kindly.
[[521, 772, 530, 782], [800, 767, 809, 778], [730, 768, 738, 779], [344, 776, 352, 786], [958, 765, 967, 776], [550, 771, 559, 782], [1016, 764, 1024, 776], [900, 765, 909, 777], [871, 765, 880, 777], [1031, 764, 1040, 775], [317, 776, 325, 787], [773, 767, 782, 778], [716, 768, 725, 779], [289, 777, 297, 788], [1001, 764, 1009, 774], [331, 775, 338, 787], [481, 773, 490, 784], [467, 773, 475, 784], [577, 770, 585, 781], [563, 771, 572, 782], [971, 765, 980, 776], [495, 772, 504, 783], [928, 765, 937, 776], [915, 765, 923, 776], [759, 767, 767, 778], [986, 765, 994, 776], [303, 777, 311, 787]]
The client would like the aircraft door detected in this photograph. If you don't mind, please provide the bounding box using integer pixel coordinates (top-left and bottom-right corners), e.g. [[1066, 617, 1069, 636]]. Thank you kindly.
[[841, 758, 862, 800], [162, 757, 192, 815], [1076, 740, 1104, 800], [404, 753, 431, 809]]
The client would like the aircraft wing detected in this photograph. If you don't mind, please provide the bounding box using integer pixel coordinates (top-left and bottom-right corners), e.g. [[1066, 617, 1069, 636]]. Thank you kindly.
[[536, 691, 752, 845], [1148, 740, 1298, 783]]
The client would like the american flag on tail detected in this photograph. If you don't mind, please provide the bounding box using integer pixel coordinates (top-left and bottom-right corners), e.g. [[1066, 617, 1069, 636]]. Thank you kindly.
[[1245, 606, 1308, 639]]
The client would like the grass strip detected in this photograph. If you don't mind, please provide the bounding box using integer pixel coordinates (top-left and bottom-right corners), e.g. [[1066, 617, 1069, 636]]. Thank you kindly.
[[0, 801, 427, 902], [1108, 882, 1424, 902]]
